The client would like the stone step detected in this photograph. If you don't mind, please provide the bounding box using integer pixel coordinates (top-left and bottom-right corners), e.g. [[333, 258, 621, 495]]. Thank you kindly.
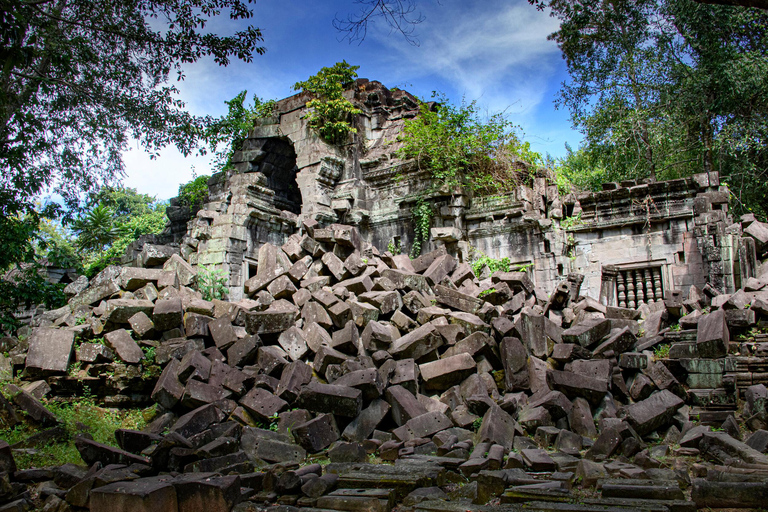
[[597, 479, 685, 501], [500, 486, 571, 504], [316, 488, 396, 512]]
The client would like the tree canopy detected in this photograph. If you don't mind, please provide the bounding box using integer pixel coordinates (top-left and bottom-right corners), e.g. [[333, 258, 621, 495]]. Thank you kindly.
[[0, 0, 264, 218], [538, 0, 768, 219]]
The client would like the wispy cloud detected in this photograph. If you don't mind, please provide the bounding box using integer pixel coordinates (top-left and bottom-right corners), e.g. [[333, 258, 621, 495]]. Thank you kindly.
[[372, 0, 562, 115]]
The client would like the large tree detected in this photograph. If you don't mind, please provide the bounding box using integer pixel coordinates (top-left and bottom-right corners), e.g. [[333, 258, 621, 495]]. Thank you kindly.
[[539, 0, 768, 218], [0, 0, 264, 218]]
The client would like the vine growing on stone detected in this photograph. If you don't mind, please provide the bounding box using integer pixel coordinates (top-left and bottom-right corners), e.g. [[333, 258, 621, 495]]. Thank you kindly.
[[410, 198, 433, 258], [293, 61, 362, 145]]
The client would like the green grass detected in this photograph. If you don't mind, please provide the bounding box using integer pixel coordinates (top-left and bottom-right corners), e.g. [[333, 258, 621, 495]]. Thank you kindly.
[[1, 389, 147, 469], [653, 343, 671, 360]]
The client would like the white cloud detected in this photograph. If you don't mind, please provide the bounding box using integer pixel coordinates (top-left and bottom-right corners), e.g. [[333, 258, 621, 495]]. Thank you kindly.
[[372, 0, 562, 115], [121, 143, 214, 201]]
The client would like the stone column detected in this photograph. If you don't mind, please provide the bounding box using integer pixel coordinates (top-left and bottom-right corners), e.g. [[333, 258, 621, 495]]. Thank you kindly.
[[599, 265, 618, 307]]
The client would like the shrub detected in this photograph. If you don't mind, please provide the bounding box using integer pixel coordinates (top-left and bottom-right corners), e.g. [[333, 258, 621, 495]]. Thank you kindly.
[[198, 264, 228, 300], [293, 61, 362, 145]]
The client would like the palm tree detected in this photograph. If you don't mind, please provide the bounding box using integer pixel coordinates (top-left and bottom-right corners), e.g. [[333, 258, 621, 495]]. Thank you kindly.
[[72, 205, 125, 252]]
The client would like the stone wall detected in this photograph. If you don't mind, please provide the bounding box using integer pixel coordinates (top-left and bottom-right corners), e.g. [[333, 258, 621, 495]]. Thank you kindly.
[[165, 80, 745, 305]]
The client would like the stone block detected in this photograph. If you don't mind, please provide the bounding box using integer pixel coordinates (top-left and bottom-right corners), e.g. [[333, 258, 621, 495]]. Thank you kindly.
[[296, 381, 363, 417], [293, 413, 340, 453], [561, 318, 611, 348], [90, 479, 177, 512], [239, 387, 287, 423], [207, 316, 238, 351], [334, 368, 386, 401], [419, 354, 477, 391], [343, 398, 391, 442], [151, 358, 185, 410], [389, 323, 444, 360], [153, 297, 184, 331], [104, 329, 144, 364], [25, 328, 74, 373], [385, 385, 428, 426], [546, 369, 607, 405], [696, 308, 729, 358], [624, 390, 684, 436]]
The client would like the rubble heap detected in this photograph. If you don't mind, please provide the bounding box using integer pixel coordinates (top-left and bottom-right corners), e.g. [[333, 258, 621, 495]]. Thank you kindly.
[[1, 217, 768, 512]]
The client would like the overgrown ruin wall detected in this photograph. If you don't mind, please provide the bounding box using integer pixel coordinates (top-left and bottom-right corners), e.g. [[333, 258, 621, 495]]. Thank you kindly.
[[161, 80, 755, 304]]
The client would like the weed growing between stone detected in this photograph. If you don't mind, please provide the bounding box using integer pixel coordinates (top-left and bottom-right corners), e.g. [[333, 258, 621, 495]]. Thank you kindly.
[[0, 388, 147, 469]]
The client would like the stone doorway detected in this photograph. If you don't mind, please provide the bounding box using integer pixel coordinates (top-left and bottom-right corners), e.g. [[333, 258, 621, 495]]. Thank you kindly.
[[255, 137, 302, 215]]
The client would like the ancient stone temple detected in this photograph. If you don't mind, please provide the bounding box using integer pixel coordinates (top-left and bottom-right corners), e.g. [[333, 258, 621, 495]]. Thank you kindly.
[[7, 79, 768, 512], [160, 79, 753, 305]]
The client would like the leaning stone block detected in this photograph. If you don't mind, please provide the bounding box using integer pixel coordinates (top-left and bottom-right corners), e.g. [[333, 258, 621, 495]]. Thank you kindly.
[[104, 329, 144, 364], [25, 328, 74, 373], [624, 390, 684, 436]]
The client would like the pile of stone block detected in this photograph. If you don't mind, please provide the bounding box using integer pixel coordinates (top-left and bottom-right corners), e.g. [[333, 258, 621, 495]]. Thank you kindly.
[[2, 221, 768, 512]]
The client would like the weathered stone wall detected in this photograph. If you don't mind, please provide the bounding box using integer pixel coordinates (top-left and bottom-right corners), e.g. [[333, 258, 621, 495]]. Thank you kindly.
[[165, 80, 740, 305]]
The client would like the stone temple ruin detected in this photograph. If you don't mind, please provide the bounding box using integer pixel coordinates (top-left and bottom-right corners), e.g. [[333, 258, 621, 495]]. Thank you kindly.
[[156, 79, 752, 305], [3, 80, 768, 512]]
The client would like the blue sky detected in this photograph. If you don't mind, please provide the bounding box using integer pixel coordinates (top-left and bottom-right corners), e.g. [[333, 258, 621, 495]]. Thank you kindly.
[[123, 0, 582, 200]]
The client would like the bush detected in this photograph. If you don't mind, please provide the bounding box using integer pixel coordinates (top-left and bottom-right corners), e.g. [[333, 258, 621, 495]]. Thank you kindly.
[[396, 93, 542, 195], [82, 207, 167, 277], [178, 175, 210, 212], [197, 264, 228, 300], [293, 61, 362, 145]]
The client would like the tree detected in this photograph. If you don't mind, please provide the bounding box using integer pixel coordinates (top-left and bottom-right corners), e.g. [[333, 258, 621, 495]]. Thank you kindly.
[[203, 91, 276, 172], [293, 61, 362, 145], [537, 0, 768, 219], [0, 0, 264, 219]]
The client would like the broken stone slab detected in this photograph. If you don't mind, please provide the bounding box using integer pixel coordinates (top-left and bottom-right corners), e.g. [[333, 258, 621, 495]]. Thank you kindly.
[[343, 398, 391, 442], [208, 316, 238, 351], [103, 298, 155, 324], [293, 413, 340, 453], [120, 267, 164, 291], [546, 369, 607, 405], [696, 308, 729, 358], [70, 278, 121, 307], [239, 387, 287, 423], [278, 326, 308, 361], [90, 478, 177, 512], [599, 479, 684, 501], [151, 358, 185, 410], [75, 436, 150, 466], [386, 385, 429, 426], [334, 368, 386, 401], [104, 329, 144, 364], [296, 381, 363, 417], [181, 379, 231, 408], [171, 403, 225, 439], [699, 431, 768, 465], [380, 269, 431, 293], [389, 322, 444, 360], [8, 385, 59, 426], [25, 327, 74, 373], [173, 474, 242, 512], [477, 404, 519, 451], [624, 390, 684, 436], [153, 297, 184, 331], [419, 354, 477, 392], [492, 272, 534, 294], [256, 438, 307, 464], [562, 318, 611, 348], [515, 313, 561, 359], [244, 303, 298, 334], [500, 337, 530, 392]]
